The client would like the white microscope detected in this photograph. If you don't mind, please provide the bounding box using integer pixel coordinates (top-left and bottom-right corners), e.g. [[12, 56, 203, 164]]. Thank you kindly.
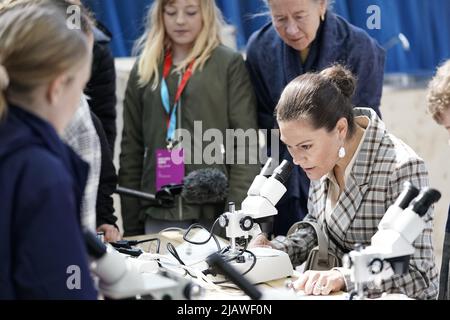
[[344, 183, 441, 300], [214, 158, 294, 284], [84, 231, 201, 300]]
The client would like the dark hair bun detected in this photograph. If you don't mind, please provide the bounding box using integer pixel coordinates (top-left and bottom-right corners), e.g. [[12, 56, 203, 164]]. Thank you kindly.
[[320, 64, 356, 99]]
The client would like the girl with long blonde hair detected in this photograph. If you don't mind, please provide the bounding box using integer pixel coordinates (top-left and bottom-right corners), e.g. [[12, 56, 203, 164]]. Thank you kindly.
[[119, 0, 259, 236]]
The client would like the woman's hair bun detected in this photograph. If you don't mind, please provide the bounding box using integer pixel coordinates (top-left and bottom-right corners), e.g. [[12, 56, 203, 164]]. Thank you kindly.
[[320, 64, 356, 99]]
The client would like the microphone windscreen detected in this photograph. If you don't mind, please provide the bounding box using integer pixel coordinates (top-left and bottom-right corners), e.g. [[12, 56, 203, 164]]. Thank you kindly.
[[181, 168, 228, 204]]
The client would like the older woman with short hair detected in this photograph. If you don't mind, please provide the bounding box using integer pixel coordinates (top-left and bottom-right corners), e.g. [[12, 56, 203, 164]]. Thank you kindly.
[[246, 0, 386, 236]]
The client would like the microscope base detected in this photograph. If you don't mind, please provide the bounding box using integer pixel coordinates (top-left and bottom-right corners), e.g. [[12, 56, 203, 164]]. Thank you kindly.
[[227, 247, 293, 284]]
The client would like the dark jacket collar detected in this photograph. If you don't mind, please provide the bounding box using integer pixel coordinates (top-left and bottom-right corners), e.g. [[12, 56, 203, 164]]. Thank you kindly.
[[0, 105, 64, 162], [93, 21, 112, 44]]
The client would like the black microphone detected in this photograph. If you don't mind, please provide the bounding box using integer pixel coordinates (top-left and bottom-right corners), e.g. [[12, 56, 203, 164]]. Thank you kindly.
[[115, 186, 157, 202], [116, 168, 228, 206], [181, 168, 228, 204], [115, 186, 177, 208]]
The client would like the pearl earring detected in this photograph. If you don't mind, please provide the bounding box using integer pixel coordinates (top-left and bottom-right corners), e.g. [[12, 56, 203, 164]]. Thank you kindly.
[[338, 146, 346, 159]]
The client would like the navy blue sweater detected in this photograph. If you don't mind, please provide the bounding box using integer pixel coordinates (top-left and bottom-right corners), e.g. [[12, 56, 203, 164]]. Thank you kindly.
[[246, 12, 386, 235], [0, 105, 97, 299]]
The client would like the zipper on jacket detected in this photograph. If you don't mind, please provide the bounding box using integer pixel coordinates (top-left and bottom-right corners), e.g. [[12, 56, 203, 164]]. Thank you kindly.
[[143, 146, 148, 162]]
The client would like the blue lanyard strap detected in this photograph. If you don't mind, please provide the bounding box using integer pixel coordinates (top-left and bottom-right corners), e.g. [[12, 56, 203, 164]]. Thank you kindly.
[[160, 77, 178, 143], [160, 51, 195, 145]]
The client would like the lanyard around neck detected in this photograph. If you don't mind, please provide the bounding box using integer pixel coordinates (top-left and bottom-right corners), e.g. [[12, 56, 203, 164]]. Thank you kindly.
[[160, 51, 195, 145]]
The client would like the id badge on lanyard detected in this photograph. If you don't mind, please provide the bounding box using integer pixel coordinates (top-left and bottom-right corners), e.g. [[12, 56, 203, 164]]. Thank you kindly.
[[155, 148, 184, 191], [155, 51, 194, 191]]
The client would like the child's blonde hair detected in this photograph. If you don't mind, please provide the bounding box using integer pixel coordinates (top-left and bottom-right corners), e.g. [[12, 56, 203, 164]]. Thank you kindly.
[[427, 60, 450, 124], [0, 2, 91, 119], [135, 0, 225, 89]]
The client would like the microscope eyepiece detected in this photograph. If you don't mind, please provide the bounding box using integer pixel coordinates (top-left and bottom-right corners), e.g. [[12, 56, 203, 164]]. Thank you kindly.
[[271, 160, 293, 185], [396, 182, 420, 210], [411, 188, 441, 217]]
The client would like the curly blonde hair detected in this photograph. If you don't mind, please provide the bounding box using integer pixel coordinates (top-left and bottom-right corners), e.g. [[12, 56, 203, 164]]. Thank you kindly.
[[427, 60, 450, 124]]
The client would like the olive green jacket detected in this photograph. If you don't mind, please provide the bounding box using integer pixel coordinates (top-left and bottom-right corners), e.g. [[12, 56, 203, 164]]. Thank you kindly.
[[119, 45, 259, 236]]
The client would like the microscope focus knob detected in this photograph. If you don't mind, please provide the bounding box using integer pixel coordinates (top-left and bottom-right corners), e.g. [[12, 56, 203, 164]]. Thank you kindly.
[[184, 283, 203, 300], [240, 216, 254, 231], [219, 215, 229, 228], [369, 258, 384, 275]]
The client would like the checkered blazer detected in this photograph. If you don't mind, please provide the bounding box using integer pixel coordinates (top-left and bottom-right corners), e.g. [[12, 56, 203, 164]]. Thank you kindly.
[[272, 108, 439, 299], [62, 96, 101, 232]]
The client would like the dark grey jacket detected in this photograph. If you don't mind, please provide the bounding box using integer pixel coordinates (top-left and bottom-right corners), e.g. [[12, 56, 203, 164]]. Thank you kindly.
[[85, 23, 117, 155]]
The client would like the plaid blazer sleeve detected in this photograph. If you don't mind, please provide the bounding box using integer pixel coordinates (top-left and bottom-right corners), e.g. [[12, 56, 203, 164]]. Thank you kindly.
[[271, 195, 320, 266], [271, 217, 318, 266]]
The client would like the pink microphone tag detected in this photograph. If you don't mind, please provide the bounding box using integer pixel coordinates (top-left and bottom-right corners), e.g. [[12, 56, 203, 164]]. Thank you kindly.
[[155, 148, 185, 191]]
